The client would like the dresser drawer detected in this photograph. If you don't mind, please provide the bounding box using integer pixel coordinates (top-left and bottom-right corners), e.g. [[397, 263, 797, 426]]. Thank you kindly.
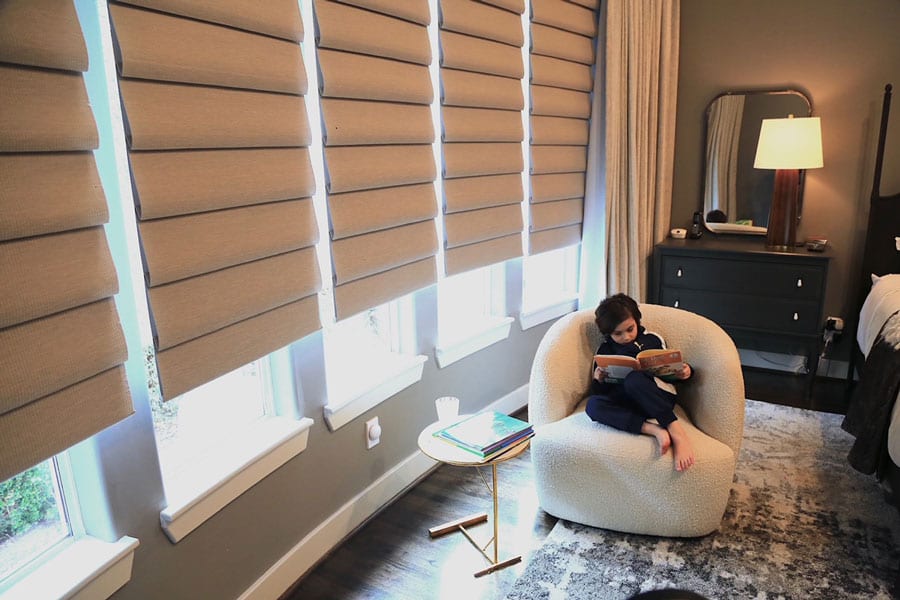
[[659, 288, 821, 335], [659, 255, 824, 300]]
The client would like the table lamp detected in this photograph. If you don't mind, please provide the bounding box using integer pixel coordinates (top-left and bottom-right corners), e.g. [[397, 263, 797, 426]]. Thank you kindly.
[[753, 115, 823, 250]]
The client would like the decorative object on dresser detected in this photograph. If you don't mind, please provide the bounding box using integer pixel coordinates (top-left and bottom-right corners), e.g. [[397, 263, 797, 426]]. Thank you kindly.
[[652, 236, 830, 393], [752, 115, 824, 250]]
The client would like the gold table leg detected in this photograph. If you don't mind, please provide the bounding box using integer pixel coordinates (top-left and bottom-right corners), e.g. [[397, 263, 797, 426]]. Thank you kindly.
[[428, 462, 522, 577]]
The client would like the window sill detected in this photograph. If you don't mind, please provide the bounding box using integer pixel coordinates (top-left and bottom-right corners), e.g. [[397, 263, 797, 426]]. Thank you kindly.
[[519, 295, 579, 330], [1, 535, 139, 600], [160, 416, 314, 543], [435, 316, 514, 368], [323, 353, 427, 431]]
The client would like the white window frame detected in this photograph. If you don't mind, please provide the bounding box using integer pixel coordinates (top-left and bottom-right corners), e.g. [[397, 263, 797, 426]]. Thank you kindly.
[[520, 244, 581, 329], [322, 296, 427, 431], [0, 455, 139, 600], [155, 349, 314, 543], [435, 263, 514, 368]]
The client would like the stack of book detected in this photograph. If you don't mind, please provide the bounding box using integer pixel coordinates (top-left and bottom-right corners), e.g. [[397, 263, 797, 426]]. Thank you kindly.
[[433, 411, 534, 461]]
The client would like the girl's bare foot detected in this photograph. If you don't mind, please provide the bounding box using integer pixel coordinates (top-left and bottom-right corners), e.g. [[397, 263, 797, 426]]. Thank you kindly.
[[667, 421, 695, 472], [641, 422, 671, 456]]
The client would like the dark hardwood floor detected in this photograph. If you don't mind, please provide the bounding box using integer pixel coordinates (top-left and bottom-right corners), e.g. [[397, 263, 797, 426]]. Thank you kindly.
[[285, 369, 852, 600], [742, 367, 852, 415], [285, 409, 556, 600]]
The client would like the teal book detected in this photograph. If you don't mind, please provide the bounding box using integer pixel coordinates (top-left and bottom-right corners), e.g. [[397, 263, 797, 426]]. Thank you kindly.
[[434, 411, 533, 455]]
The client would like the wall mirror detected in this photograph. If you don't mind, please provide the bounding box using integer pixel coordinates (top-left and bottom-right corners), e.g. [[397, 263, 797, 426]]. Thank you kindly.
[[702, 89, 812, 235]]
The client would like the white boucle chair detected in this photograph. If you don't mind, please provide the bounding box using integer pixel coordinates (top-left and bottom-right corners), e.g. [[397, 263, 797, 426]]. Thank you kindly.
[[528, 304, 745, 537]]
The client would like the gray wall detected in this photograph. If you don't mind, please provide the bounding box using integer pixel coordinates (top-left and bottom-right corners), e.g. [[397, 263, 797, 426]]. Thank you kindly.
[[674, 0, 900, 359], [97, 273, 557, 599]]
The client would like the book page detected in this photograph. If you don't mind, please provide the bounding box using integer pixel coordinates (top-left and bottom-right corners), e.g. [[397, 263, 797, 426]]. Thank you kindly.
[[636, 349, 683, 377], [593, 355, 639, 383]]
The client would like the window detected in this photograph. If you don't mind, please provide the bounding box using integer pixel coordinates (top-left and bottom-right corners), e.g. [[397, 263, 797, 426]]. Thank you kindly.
[[149, 348, 313, 543], [150, 353, 272, 483], [0, 456, 138, 599], [0, 460, 69, 588], [521, 245, 581, 329], [322, 295, 426, 431], [435, 264, 514, 367]]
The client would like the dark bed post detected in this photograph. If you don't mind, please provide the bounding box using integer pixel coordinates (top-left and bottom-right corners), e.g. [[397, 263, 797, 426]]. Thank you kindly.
[[846, 84, 895, 393]]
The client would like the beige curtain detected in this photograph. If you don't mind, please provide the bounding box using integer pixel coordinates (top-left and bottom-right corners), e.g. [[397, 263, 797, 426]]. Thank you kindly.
[[605, 0, 679, 300], [0, 0, 133, 482], [704, 94, 745, 220], [315, 0, 438, 317], [439, 0, 526, 275], [528, 0, 601, 256], [110, 0, 322, 400]]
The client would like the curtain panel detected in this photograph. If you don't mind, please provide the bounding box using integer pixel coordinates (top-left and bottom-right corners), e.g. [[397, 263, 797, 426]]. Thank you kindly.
[[0, 0, 134, 482], [604, 0, 679, 300], [528, 0, 600, 256], [704, 94, 745, 221], [110, 0, 322, 400], [315, 0, 439, 319], [439, 0, 526, 276]]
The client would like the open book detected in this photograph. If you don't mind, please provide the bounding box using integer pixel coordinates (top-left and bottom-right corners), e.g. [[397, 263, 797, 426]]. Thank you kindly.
[[594, 349, 684, 383]]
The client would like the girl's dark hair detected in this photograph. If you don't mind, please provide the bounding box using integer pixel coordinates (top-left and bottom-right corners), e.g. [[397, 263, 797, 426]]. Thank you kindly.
[[594, 293, 642, 335]]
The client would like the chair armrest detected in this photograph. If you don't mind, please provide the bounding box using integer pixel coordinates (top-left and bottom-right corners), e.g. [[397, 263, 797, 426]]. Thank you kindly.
[[528, 310, 598, 427], [640, 304, 745, 456]]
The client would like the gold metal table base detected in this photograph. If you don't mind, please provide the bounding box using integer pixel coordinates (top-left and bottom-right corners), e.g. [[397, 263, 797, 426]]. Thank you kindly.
[[427, 463, 522, 577]]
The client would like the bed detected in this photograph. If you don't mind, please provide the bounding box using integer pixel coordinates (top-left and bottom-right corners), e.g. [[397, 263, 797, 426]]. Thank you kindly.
[[841, 84, 900, 483]]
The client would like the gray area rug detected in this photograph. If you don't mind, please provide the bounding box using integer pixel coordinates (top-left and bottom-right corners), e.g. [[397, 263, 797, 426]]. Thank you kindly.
[[506, 400, 900, 599]]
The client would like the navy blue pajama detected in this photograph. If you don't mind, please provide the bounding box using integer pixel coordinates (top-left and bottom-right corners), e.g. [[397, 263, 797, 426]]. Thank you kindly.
[[584, 327, 686, 434]]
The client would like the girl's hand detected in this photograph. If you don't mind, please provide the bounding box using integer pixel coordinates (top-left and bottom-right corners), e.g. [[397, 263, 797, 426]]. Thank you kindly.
[[676, 363, 692, 380], [593, 365, 607, 382]]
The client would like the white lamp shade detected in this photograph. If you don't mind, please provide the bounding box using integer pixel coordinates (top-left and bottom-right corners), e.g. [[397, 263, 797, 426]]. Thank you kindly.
[[753, 116, 823, 169]]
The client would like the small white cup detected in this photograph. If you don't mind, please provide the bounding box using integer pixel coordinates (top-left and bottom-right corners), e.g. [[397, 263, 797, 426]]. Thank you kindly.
[[435, 396, 460, 422]]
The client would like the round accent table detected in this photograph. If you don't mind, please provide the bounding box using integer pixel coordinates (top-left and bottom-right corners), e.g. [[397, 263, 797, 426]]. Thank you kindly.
[[417, 417, 531, 577]]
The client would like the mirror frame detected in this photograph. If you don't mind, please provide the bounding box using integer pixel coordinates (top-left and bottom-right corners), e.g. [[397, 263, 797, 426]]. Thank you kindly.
[[701, 89, 813, 235]]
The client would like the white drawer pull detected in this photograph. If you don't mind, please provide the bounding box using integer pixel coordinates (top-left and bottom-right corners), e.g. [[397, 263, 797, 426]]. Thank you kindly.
[[793, 312, 799, 321], [676, 268, 683, 278], [674, 299, 680, 308], [796, 278, 803, 288]]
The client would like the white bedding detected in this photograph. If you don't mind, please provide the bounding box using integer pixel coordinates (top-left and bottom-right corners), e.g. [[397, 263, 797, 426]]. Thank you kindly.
[[858, 274, 900, 356], [861, 275, 900, 465]]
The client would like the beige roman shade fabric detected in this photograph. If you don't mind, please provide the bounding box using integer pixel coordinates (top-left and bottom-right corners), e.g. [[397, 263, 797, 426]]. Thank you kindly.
[[439, 0, 525, 276], [528, 0, 599, 254], [0, 0, 133, 482], [111, 1, 321, 400], [316, 0, 438, 319]]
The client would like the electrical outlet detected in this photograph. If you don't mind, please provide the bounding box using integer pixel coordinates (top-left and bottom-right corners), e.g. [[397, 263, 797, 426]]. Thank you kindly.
[[825, 316, 844, 332], [365, 417, 381, 449]]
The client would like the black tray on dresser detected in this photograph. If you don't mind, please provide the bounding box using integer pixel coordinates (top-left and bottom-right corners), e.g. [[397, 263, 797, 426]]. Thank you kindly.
[[652, 236, 831, 392]]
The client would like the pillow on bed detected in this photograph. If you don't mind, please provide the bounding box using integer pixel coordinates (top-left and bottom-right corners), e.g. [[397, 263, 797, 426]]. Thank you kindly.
[[859, 273, 900, 356]]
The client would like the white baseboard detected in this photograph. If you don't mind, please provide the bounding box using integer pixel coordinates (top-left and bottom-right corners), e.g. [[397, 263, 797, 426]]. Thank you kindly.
[[238, 384, 530, 600]]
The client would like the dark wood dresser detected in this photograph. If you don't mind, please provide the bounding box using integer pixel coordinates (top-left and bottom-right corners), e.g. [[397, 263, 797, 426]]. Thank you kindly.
[[652, 236, 831, 379]]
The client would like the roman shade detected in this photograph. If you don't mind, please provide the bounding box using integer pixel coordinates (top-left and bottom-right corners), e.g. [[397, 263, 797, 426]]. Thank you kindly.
[[111, 0, 322, 399], [0, 0, 133, 482], [528, 0, 599, 255], [439, 0, 526, 276], [316, 0, 439, 319]]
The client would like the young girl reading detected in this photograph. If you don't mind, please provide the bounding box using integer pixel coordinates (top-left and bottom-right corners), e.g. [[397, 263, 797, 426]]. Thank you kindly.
[[585, 293, 695, 472]]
